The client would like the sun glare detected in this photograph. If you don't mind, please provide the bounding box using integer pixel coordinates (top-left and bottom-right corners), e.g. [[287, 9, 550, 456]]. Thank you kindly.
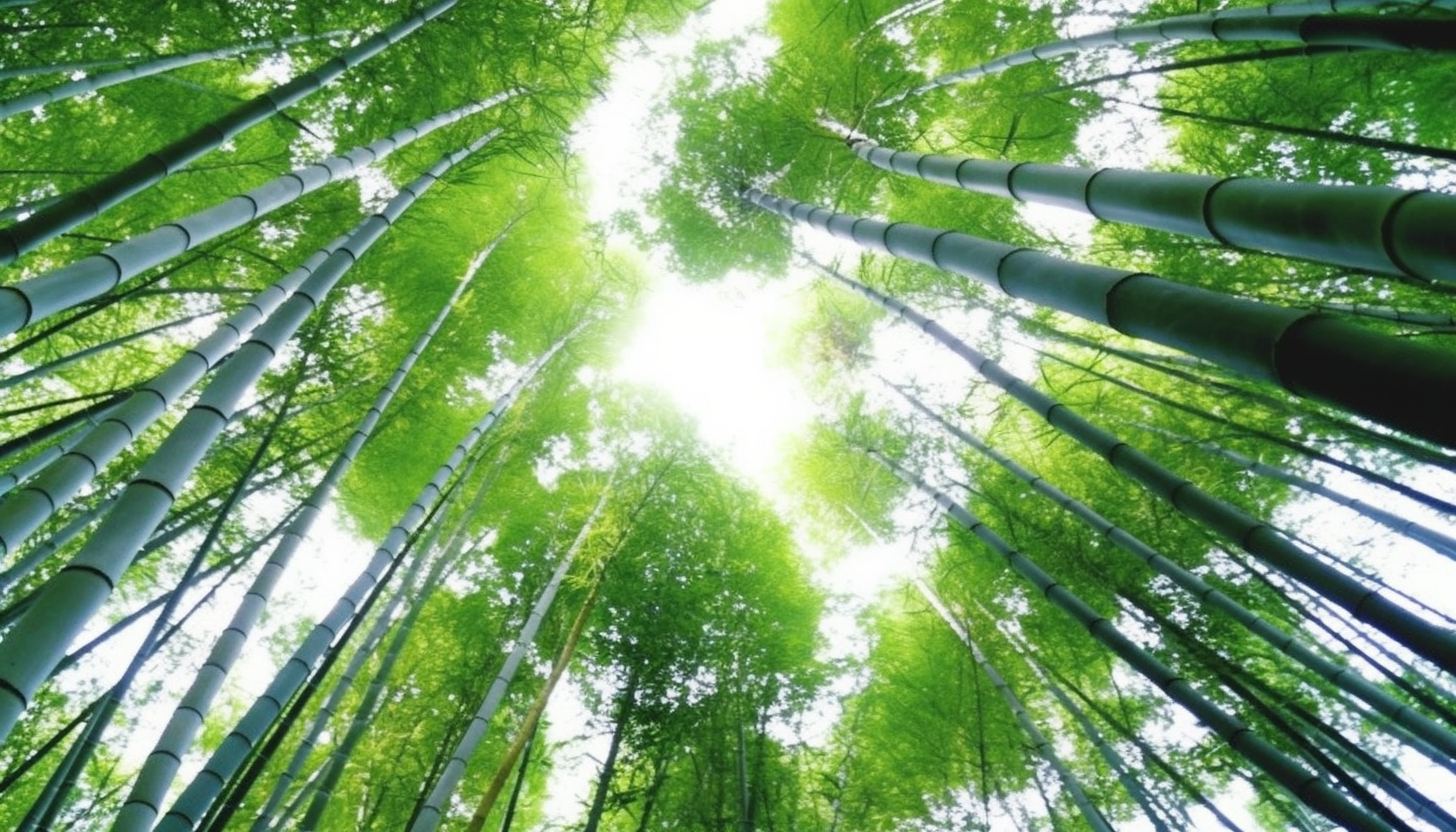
[[614, 271, 814, 488]]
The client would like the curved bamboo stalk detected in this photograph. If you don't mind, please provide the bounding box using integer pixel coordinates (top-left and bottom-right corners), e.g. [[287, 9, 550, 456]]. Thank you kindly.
[[747, 190, 1456, 447], [408, 477, 615, 832], [0, 0, 458, 265], [892, 384, 1456, 764], [848, 138, 1456, 286], [149, 336, 568, 832], [0, 133, 496, 745], [107, 202, 513, 832], [872, 448, 1394, 832], [916, 580, 1116, 832], [879, 4, 1456, 106], [0, 91, 518, 336], [0, 30, 348, 120], [808, 260, 1456, 674]]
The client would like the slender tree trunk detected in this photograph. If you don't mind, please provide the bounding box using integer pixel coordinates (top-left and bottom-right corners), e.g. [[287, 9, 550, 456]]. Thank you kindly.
[[0, 30, 348, 120], [0, 0, 461, 266], [813, 260, 1456, 673], [109, 223, 520, 832], [0, 309, 214, 391], [0, 91, 516, 338], [870, 447, 1395, 832], [0, 134, 502, 745], [464, 565, 608, 832], [916, 580, 1116, 832], [409, 477, 616, 832], [582, 676, 638, 832], [847, 136, 1456, 285]]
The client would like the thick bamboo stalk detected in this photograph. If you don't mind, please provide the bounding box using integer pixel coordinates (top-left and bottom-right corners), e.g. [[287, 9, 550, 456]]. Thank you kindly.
[[0, 92, 516, 336], [409, 479, 615, 832], [148, 336, 567, 832], [849, 138, 1456, 286], [880, 4, 1456, 106], [748, 190, 1456, 447], [0, 30, 348, 120], [0, 133, 495, 745], [809, 260, 1456, 674], [0, 0, 459, 265], [107, 202, 512, 832], [916, 580, 1116, 832], [892, 384, 1456, 762], [871, 449, 1393, 832]]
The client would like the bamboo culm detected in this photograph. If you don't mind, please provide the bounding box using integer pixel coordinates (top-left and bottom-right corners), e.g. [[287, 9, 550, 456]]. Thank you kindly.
[[890, 384, 1456, 762], [848, 137, 1456, 286], [871, 449, 1393, 832], [0, 133, 496, 745], [916, 580, 1116, 832], [409, 479, 615, 832], [0, 0, 459, 265], [879, 2, 1456, 106], [108, 195, 511, 832], [0, 30, 349, 120], [149, 333, 570, 832], [0, 92, 516, 336], [808, 260, 1456, 674], [747, 190, 1456, 447]]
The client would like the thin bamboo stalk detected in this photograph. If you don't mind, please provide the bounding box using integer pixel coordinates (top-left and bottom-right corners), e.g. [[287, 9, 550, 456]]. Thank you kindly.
[[0, 0, 459, 265]]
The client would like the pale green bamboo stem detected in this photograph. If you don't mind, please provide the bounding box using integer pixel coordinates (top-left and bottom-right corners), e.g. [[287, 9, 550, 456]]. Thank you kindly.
[[107, 176, 511, 832], [149, 335, 568, 832], [849, 138, 1456, 286], [0, 0, 459, 265], [0, 30, 349, 120], [0, 133, 495, 745], [0, 91, 517, 336], [409, 477, 615, 832]]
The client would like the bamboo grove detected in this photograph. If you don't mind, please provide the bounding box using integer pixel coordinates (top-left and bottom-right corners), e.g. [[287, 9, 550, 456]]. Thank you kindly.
[[0, 0, 1454, 831]]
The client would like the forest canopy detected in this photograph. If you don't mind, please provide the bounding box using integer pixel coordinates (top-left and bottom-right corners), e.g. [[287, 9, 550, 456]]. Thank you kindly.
[[1, 1, 1455, 831]]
